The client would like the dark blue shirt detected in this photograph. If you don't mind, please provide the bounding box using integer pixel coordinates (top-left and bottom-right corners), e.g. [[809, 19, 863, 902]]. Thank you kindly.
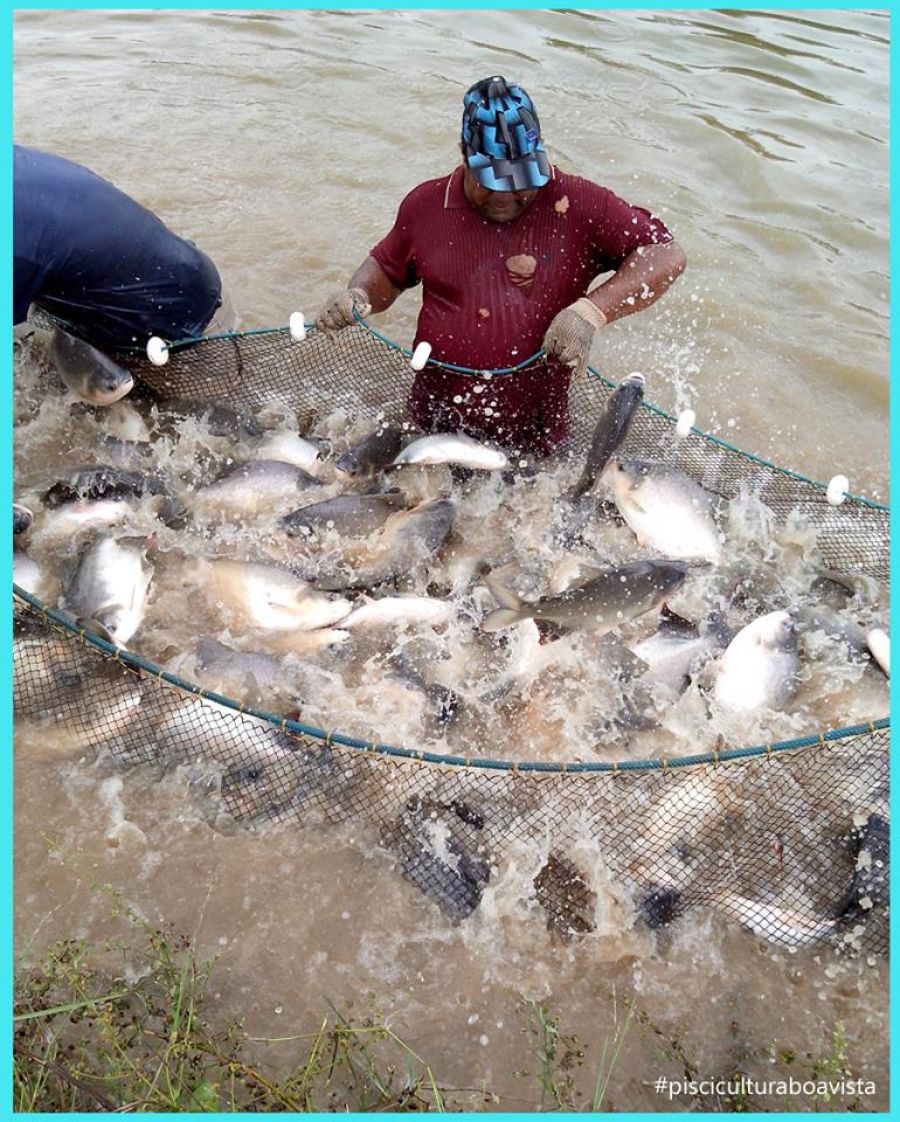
[[13, 145, 222, 348]]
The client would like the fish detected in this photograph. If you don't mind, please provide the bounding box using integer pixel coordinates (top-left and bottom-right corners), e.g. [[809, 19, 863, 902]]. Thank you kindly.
[[390, 432, 507, 471], [39, 499, 132, 537], [835, 812, 889, 922], [252, 430, 330, 472], [480, 559, 689, 635], [382, 797, 491, 922], [796, 604, 889, 677], [146, 695, 331, 823], [571, 372, 645, 499], [708, 610, 799, 712], [866, 628, 890, 678], [13, 549, 43, 598], [191, 636, 283, 706], [335, 425, 405, 478], [97, 434, 157, 470], [627, 606, 732, 695], [709, 890, 839, 949], [382, 652, 460, 728], [49, 326, 134, 405], [602, 456, 725, 563], [219, 735, 344, 825], [62, 532, 154, 648], [533, 852, 597, 940], [162, 400, 262, 442], [280, 492, 410, 539], [42, 466, 166, 508], [290, 497, 456, 591], [341, 594, 456, 630], [191, 459, 321, 518], [199, 558, 353, 632], [13, 615, 143, 742], [13, 503, 33, 536], [13, 624, 95, 718]]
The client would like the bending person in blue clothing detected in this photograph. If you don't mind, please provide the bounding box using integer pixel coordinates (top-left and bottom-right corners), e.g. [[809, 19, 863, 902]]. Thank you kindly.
[[13, 144, 234, 404]]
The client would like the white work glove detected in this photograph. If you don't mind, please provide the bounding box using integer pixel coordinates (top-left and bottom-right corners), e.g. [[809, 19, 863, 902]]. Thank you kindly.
[[542, 297, 608, 377], [314, 286, 372, 337]]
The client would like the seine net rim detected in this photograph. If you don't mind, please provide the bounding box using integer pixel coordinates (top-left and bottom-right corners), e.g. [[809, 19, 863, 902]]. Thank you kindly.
[[119, 317, 889, 510], [15, 321, 890, 950], [12, 587, 889, 776]]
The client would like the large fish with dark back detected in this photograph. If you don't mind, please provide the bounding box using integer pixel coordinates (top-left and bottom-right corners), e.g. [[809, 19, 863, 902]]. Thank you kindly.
[[481, 558, 689, 636], [290, 497, 456, 591], [571, 372, 645, 499]]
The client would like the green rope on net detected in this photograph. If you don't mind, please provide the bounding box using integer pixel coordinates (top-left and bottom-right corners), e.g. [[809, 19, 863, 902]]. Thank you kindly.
[[12, 585, 890, 775], [108, 314, 888, 510]]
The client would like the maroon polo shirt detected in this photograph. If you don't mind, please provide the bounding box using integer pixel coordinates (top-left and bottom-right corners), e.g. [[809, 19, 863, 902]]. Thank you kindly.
[[371, 165, 673, 455]]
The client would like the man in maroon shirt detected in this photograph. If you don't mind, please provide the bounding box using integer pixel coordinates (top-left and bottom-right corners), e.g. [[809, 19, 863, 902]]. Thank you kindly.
[[315, 76, 686, 456]]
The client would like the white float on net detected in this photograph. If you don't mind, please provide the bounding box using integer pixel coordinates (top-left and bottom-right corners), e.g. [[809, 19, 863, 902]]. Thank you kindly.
[[866, 628, 890, 678], [146, 337, 169, 367], [826, 474, 850, 506], [675, 408, 696, 438], [289, 312, 307, 341], [411, 341, 432, 371]]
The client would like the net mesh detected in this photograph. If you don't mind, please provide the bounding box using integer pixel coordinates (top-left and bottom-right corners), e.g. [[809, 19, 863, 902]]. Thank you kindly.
[[14, 324, 889, 952]]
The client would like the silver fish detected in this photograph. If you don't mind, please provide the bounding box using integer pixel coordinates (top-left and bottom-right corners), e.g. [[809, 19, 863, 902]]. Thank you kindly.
[[13, 617, 143, 743], [192, 459, 321, 518], [40, 499, 132, 538], [603, 456, 724, 564], [341, 594, 455, 629], [382, 797, 491, 922], [628, 606, 731, 695], [571, 372, 645, 499], [391, 433, 507, 471], [709, 610, 798, 712], [49, 327, 134, 405], [252, 430, 329, 472], [709, 891, 838, 949], [835, 812, 889, 921], [199, 558, 352, 632], [62, 533, 154, 648], [797, 604, 888, 677], [192, 636, 283, 705], [480, 559, 689, 635]]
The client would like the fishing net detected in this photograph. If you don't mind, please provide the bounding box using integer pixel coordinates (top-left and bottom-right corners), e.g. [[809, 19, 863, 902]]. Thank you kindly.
[[13, 323, 890, 953]]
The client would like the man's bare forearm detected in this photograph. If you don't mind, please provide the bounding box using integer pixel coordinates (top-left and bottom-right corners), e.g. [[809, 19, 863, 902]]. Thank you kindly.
[[585, 241, 687, 325], [348, 255, 403, 314]]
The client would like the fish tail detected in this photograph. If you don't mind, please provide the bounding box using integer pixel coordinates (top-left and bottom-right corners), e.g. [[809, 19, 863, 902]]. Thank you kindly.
[[481, 607, 530, 632], [484, 576, 522, 610]]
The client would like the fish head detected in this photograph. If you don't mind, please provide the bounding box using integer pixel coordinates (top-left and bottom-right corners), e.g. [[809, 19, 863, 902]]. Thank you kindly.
[[754, 610, 797, 653], [13, 503, 33, 536], [51, 328, 134, 405], [602, 456, 648, 497]]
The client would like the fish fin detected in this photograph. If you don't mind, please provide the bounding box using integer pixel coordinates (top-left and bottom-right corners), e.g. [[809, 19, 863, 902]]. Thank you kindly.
[[658, 604, 699, 637], [481, 607, 528, 633], [75, 616, 123, 649], [483, 575, 523, 611]]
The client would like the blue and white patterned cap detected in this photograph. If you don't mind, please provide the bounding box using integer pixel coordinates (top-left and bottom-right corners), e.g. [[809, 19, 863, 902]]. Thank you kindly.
[[461, 76, 551, 191]]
